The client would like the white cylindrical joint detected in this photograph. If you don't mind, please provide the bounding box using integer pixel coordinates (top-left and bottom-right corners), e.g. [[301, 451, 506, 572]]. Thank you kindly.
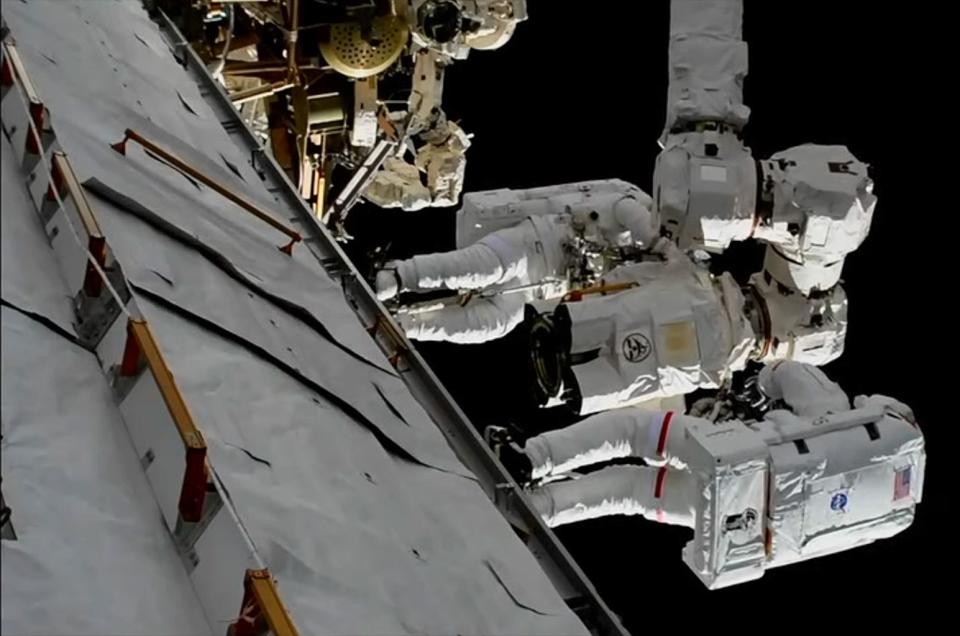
[[763, 246, 844, 295], [613, 196, 656, 248]]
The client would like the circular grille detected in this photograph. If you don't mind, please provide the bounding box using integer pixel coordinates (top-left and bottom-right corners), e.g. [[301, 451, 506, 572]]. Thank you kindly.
[[319, 15, 408, 78]]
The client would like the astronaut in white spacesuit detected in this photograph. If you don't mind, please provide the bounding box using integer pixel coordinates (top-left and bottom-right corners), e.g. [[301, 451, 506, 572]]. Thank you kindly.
[[375, 180, 657, 343], [504, 0, 875, 416], [362, 1, 528, 211], [489, 360, 925, 588]]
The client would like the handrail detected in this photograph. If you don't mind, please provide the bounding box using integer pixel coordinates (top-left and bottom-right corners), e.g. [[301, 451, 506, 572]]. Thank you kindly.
[[0, 39, 44, 154], [48, 151, 109, 297], [562, 280, 639, 302], [118, 318, 209, 522], [229, 568, 300, 636], [111, 128, 303, 255]]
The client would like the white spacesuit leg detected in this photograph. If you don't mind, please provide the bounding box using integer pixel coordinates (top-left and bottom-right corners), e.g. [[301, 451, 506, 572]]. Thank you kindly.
[[524, 409, 693, 480], [385, 221, 540, 296], [758, 360, 849, 417], [397, 294, 527, 344], [528, 465, 697, 528], [395, 242, 506, 293]]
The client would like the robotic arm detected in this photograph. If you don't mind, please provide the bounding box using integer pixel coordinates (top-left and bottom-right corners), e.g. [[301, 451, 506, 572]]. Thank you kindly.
[[655, 0, 756, 251], [654, 0, 876, 368], [363, 47, 471, 210], [663, 0, 750, 133], [742, 146, 875, 365], [364, 1, 526, 211], [400, 1, 528, 60], [754, 145, 877, 294]]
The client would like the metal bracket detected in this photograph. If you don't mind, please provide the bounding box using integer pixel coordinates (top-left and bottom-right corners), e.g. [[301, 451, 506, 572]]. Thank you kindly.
[[321, 137, 397, 236], [114, 318, 212, 523], [229, 568, 300, 636], [73, 264, 130, 349], [174, 485, 224, 565]]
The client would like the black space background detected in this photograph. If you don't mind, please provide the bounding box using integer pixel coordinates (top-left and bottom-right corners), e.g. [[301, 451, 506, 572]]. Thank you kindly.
[[344, 2, 953, 629]]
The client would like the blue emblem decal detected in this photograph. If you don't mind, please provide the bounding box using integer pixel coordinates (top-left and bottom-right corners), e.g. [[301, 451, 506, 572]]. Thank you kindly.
[[830, 492, 848, 511]]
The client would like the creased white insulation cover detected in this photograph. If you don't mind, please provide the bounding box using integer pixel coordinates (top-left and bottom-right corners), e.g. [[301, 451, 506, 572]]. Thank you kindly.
[[2, 132, 212, 636], [1, 1, 588, 633]]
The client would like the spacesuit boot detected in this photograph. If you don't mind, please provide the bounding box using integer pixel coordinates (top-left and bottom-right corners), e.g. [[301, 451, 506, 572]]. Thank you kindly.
[[376, 268, 401, 301], [485, 426, 533, 484]]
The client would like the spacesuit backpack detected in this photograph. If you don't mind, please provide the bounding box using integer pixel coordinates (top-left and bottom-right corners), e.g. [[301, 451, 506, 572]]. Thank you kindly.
[[680, 400, 925, 589]]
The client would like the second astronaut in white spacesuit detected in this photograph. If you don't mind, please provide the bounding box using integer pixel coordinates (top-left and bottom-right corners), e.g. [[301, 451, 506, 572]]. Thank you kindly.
[[375, 181, 657, 343], [489, 360, 925, 588]]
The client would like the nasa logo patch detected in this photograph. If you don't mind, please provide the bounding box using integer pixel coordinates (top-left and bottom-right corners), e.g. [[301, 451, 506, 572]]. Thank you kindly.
[[830, 492, 848, 512], [621, 333, 652, 363]]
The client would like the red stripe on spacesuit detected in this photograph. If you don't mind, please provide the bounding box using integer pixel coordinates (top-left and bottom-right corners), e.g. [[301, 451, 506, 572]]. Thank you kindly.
[[654, 414, 674, 522], [654, 466, 668, 522], [654, 466, 667, 498], [656, 411, 675, 457]]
